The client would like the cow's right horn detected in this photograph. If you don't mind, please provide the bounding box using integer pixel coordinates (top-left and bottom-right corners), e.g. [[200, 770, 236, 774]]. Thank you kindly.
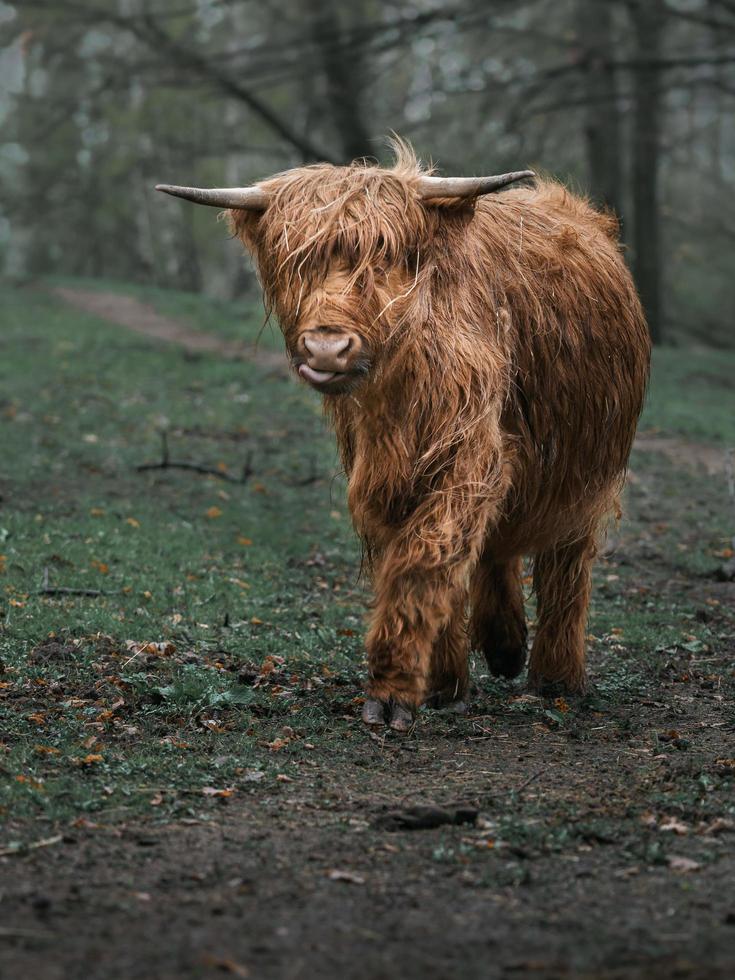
[[155, 184, 268, 210], [417, 171, 536, 200]]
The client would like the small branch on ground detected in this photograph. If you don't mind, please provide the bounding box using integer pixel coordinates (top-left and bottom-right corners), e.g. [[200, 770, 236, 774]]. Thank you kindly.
[[0, 834, 63, 858], [37, 567, 108, 598], [136, 431, 255, 484]]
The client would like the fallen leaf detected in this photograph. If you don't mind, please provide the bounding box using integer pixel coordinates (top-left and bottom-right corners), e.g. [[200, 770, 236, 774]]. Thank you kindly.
[[667, 855, 701, 873], [202, 786, 235, 798], [200, 955, 249, 977], [237, 536, 253, 546], [126, 517, 140, 528], [266, 738, 288, 752], [699, 818, 735, 836], [659, 817, 689, 835], [15, 775, 44, 790], [327, 869, 365, 885], [206, 506, 223, 519]]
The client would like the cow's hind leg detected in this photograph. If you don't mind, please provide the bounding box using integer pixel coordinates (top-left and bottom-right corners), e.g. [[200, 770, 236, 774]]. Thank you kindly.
[[424, 611, 470, 713], [470, 555, 527, 679], [528, 534, 595, 693]]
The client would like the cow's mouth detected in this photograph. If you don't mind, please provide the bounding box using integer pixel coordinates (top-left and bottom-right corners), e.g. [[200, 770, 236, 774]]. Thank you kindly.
[[298, 364, 341, 386]]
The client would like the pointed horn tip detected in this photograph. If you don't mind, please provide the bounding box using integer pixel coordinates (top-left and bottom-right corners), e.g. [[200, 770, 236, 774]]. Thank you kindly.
[[154, 184, 184, 197]]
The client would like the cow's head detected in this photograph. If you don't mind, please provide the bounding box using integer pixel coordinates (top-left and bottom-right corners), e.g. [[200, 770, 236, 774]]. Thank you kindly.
[[157, 144, 533, 396]]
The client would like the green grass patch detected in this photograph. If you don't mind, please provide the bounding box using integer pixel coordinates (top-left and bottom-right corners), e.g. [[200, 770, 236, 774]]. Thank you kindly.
[[1, 281, 733, 834]]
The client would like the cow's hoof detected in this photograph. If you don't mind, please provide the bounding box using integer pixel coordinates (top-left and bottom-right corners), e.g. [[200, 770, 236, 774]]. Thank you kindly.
[[424, 692, 468, 715], [388, 701, 414, 732], [362, 698, 388, 726], [361, 698, 414, 732]]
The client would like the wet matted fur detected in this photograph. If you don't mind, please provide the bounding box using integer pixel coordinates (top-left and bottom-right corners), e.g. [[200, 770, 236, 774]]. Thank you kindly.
[[228, 143, 651, 714]]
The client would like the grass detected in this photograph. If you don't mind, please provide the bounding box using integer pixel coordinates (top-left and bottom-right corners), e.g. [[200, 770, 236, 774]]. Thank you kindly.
[[1, 280, 733, 838], [640, 346, 735, 445]]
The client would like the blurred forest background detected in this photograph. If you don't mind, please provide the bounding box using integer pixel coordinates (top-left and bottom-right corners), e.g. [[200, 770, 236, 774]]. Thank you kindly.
[[1, 0, 734, 347]]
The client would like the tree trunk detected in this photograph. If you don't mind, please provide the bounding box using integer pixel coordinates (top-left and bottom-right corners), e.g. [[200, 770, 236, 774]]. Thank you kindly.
[[630, 0, 665, 345], [307, 0, 373, 162], [577, 0, 623, 220]]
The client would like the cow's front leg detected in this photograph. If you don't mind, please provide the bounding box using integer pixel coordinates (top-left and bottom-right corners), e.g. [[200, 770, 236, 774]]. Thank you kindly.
[[360, 494, 495, 730], [361, 558, 469, 731]]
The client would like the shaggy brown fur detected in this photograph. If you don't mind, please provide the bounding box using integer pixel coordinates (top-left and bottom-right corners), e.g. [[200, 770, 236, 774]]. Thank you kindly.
[[228, 143, 651, 720]]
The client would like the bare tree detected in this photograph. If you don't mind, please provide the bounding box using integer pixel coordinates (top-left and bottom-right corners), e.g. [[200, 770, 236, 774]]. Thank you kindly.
[[630, 0, 665, 344], [577, 0, 623, 219]]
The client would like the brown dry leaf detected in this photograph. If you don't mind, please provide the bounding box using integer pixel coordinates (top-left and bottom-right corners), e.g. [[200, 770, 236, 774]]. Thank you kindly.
[[699, 817, 735, 836], [124, 640, 176, 660], [667, 855, 701, 873], [199, 718, 226, 733], [266, 738, 288, 752], [200, 955, 249, 978], [553, 696, 570, 714], [33, 745, 60, 756], [89, 507, 105, 517], [202, 786, 235, 798], [71, 817, 99, 829], [327, 869, 365, 885], [659, 817, 689, 835], [276, 774, 293, 783], [15, 775, 44, 790], [74, 753, 103, 767], [90, 560, 109, 575], [206, 506, 223, 519], [237, 536, 253, 546], [126, 517, 140, 528]]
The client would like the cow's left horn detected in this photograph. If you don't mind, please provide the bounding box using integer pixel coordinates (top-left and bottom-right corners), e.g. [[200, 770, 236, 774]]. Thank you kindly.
[[417, 171, 535, 200], [155, 184, 268, 210]]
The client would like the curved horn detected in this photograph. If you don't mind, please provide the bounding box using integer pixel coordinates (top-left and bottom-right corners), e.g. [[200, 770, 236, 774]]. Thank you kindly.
[[417, 170, 536, 200], [155, 184, 268, 211]]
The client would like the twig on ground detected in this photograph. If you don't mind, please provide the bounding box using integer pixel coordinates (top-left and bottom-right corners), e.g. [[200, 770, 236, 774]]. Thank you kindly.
[[513, 767, 545, 795], [37, 567, 108, 598], [0, 834, 63, 858], [136, 431, 255, 484]]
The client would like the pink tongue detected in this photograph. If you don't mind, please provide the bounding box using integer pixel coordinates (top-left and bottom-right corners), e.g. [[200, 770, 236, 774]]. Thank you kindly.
[[299, 364, 336, 384]]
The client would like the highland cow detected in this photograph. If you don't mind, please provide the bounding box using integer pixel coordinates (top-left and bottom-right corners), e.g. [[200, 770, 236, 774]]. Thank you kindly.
[[157, 142, 650, 731]]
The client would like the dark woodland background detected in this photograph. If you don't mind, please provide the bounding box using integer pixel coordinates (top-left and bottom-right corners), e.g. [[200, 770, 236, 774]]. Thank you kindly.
[[1, 0, 734, 348]]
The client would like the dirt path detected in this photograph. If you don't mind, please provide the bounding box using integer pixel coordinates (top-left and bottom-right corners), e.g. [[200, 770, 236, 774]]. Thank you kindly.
[[52, 286, 286, 372], [634, 433, 731, 475], [54, 287, 732, 475]]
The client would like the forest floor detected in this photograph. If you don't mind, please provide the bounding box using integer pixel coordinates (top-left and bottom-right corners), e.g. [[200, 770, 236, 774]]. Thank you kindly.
[[1, 280, 734, 980]]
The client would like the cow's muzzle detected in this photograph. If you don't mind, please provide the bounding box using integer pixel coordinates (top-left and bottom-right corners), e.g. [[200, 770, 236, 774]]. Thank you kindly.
[[294, 326, 368, 392]]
